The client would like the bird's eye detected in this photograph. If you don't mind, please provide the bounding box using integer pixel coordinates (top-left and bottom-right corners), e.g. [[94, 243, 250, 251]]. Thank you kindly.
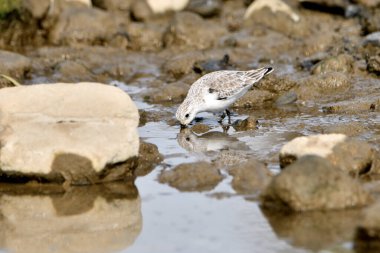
[[186, 137, 190, 141], [185, 114, 189, 118]]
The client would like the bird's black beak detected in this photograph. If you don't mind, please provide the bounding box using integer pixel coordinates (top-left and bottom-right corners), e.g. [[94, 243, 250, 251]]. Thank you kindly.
[[264, 67, 274, 75]]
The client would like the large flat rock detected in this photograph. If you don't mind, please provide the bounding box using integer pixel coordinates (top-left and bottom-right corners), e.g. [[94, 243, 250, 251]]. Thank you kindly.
[[0, 82, 139, 184]]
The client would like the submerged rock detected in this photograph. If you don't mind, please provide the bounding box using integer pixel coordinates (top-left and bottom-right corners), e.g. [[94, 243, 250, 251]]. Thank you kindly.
[[280, 134, 376, 175], [228, 159, 271, 194], [158, 162, 223, 192], [262, 155, 371, 211], [0, 82, 139, 185]]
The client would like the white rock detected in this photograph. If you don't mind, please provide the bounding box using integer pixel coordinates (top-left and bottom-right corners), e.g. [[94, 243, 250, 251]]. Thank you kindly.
[[280, 134, 347, 158], [146, 0, 189, 13], [363, 32, 380, 47], [244, 0, 300, 22], [0, 82, 139, 182]]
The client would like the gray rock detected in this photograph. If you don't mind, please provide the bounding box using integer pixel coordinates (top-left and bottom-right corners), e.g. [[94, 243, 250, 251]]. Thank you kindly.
[[49, 7, 123, 46], [22, 0, 50, 19], [279, 134, 376, 175], [0, 82, 139, 185], [261, 155, 371, 211], [363, 32, 380, 47], [0, 50, 31, 79], [186, 0, 222, 18], [158, 162, 223, 192], [228, 159, 272, 194], [163, 12, 227, 50], [311, 54, 354, 75]]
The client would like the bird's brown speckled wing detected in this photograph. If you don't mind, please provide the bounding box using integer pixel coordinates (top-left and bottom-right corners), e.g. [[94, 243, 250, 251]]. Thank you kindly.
[[199, 68, 269, 100]]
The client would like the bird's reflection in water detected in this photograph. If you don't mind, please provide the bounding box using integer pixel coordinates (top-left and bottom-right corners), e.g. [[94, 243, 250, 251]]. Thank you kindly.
[[177, 128, 252, 166]]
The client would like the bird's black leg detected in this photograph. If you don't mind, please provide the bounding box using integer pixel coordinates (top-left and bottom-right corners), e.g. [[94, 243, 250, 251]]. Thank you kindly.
[[218, 112, 226, 123], [225, 109, 231, 124]]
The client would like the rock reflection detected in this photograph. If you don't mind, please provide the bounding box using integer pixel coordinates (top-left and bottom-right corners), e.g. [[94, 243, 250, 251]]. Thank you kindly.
[[0, 182, 141, 253], [261, 207, 361, 252]]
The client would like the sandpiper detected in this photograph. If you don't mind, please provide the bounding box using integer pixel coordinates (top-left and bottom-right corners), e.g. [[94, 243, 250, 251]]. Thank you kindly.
[[176, 67, 273, 126]]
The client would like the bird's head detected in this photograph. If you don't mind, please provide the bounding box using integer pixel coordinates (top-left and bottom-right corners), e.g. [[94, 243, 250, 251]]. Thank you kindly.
[[176, 99, 197, 126]]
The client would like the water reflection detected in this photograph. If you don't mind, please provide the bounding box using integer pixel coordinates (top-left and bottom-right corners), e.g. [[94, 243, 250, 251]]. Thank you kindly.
[[0, 182, 141, 253], [261, 206, 361, 252], [177, 128, 250, 153]]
